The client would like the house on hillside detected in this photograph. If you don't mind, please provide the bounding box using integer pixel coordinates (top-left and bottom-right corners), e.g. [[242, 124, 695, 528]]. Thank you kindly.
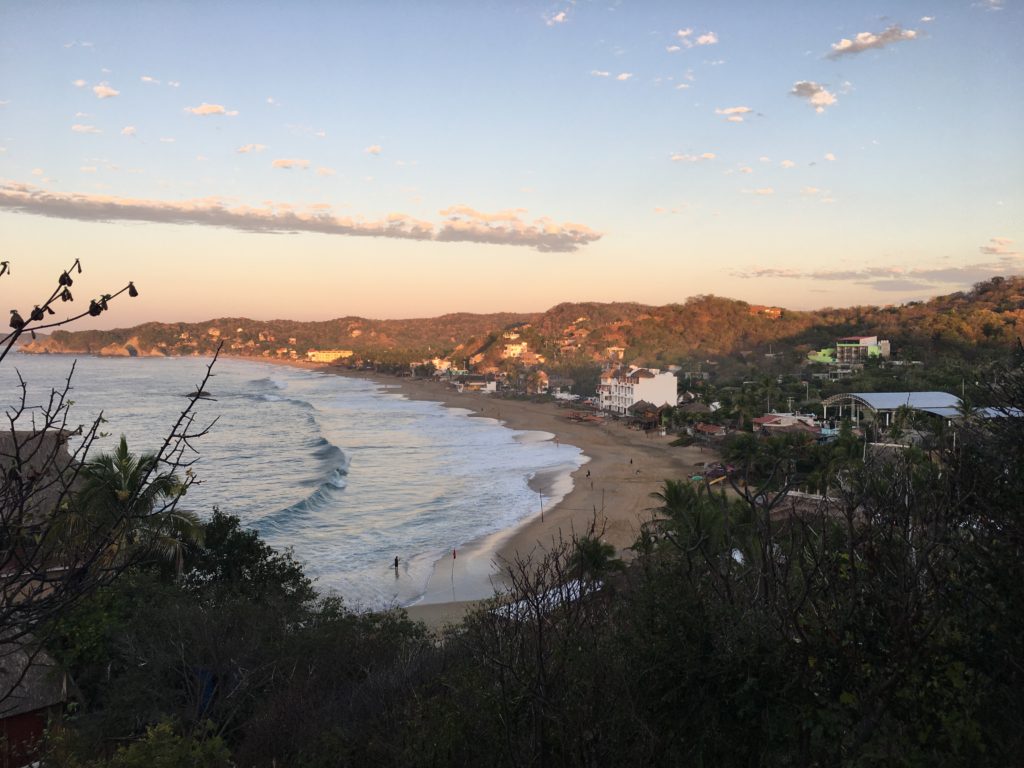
[[0, 644, 67, 768], [835, 336, 890, 365]]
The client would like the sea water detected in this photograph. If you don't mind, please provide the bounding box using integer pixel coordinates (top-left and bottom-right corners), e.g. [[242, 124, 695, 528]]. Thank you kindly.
[[0, 355, 584, 609]]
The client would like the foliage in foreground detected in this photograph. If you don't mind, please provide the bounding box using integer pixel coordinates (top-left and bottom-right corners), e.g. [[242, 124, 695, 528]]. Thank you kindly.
[[41, 351, 1024, 767]]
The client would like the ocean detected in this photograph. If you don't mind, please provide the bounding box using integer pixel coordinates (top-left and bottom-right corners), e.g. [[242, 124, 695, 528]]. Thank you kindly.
[[0, 354, 584, 609]]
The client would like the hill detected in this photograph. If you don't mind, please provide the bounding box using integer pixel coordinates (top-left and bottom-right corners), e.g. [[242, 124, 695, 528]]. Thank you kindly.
[[20, 277, 1024, 370]]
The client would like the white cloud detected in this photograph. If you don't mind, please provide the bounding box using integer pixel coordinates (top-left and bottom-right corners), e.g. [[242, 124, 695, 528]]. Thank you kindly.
[[759, 156, 771, 163], [72, 79, 87, 88], [671, 152, 716, 163], [237, 143, 267, 154], [140, 75, 160, 84], [590, 70, 610, 77], [739, 166, 753, 174], [780, 159, 796, 169], [315, 167, 336, 177], [828, 25, 918, 58], [802, 186, 821, 195], [121, 126, 136, 136], [185, 103, 238, 117], [616, 72, 633, 81], [666, 45, 681, 53], [31, 168, 44, 176], [93, 83, 119, 99], [545, 10, 568, 25], [753, 187, 775, 195], [675, 28, 718, 49], [825, 152, 836, 161], [675, 83, 690, 90], [716, 105, 751, 122], [0, 181, 603, 253], [159, 137, 175, 143], [71, 124, 100, 133], [364, 144, 382, 155], [168, 81, 181, 88], [921, 16, 935, 22], [790, 81, 837, 113], [80, 166, 97, 173], [272, 158, 310, 169]]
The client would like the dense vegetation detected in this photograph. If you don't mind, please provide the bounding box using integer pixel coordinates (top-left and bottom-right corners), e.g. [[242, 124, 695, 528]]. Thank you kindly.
[[24, 277, 1024, 374], [37, 347, 1024, 766]]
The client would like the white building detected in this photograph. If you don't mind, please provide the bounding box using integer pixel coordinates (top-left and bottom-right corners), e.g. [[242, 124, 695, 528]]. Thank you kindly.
[[599, 366, 678, 415]]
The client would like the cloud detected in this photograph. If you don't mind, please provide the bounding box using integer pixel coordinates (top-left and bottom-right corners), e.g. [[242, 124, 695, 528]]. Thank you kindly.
[[666, 45, 681, 53], [31, 169, 44, 177], [71, 124, 100, 133], [315, 167, 336, 177], [436, 205, 602, 252], [733, 242, 1024, 292], [675, 83, 690, 90], [121, 126, 136, 137], [140, 75, 160, 84], [980, 237, 1018, 256], [72, 79, 87, 88], [824, 152, 836, 161], [364, 144, 382, 155], [780, 159, 796, 169], [790, 81, 837, 113], [670, 152, 716, 163], [675, 28, 717, 48], [237, 143, 267, 154], [716, 105, 752, 122], [93, 84, 119, 99], [159, 137, 175, 143], [80, 166, 97, 173], [615, 72, 632, 81], [168, 80, 181, 88], [739, 166, 753, 174], [828, 25, 918, 58], [590, 70, 610, 77], [921, 16, 935, 22], [545, 10, 568, 25], [185, 103, 238, 116], [751, 187, 774, 195], [0, 181, 603, 253], [802, 186, 821, 195], [272, 158, 310, 170]]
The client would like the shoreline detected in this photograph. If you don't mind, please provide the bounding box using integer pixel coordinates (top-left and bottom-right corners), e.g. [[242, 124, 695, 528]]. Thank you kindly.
[[19, 353, 718, 628], [336, 371, 718, 629]]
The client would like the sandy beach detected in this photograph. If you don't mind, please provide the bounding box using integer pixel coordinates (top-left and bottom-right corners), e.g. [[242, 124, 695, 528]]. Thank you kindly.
[[319, 371, 717, 629]]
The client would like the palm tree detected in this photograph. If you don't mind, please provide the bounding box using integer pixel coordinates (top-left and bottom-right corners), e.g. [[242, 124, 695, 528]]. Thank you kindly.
[[64, 435, 201, 573], [569, 535, 623, 581]]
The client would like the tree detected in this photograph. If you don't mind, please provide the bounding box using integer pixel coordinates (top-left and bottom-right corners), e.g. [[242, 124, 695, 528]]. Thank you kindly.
[[0, 259, 217, 708]]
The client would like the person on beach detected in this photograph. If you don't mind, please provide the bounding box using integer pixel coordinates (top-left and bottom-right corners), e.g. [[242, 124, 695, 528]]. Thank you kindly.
[[394, 556, 399, 572]]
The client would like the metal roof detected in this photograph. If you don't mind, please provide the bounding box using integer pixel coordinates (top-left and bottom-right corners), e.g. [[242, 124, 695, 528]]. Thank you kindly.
[[822, 391, 963, 412]]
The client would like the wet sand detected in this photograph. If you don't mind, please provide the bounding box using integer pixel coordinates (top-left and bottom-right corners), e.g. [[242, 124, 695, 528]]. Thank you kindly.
[[327, 373, 717, 630]]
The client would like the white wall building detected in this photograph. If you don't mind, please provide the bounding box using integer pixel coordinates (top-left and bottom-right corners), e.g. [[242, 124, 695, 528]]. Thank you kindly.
[[599, 367, 678, 415]]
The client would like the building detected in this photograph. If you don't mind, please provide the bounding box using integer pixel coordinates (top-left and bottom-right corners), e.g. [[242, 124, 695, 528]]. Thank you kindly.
[[501, 342, 528, 359], [306, 349, 355, 363], [835, 336, 891, 365], [599, 366, 678, 415]]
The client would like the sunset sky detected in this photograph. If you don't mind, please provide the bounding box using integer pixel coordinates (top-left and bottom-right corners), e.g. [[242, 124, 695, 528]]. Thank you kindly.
[[2, 1, 1022, 327]]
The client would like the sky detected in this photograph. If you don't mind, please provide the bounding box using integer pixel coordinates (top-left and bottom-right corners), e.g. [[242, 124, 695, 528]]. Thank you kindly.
[[1, 0, 1022, 327]]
